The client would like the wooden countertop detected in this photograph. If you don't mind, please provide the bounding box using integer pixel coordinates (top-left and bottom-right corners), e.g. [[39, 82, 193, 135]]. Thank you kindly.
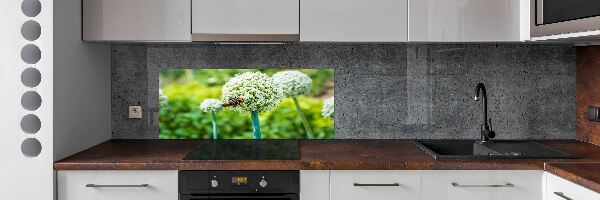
[[545, 162, 600, 194], [54, 139, 600, 194], [54, 139, 600, 170]]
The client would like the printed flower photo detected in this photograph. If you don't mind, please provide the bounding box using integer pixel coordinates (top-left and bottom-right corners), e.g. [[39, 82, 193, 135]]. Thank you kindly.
[[159, 69, 335, 139]]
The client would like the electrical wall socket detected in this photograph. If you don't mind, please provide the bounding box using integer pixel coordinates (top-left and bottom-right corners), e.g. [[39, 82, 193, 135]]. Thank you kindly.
[[129, 106, 142, 119], [588, 106, 600, 122]]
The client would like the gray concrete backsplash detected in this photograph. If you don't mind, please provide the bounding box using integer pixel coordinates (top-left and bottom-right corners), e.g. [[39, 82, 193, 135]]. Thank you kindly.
[[112, 43, 576, 139]]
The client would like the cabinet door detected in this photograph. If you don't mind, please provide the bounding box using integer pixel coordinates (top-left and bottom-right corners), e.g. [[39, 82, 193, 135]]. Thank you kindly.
[[421, 170, 543, 200], [301, 0, 408, 42], [192, 0, 299, 40], [545, 172, 600, 200], [57, 170, 178, 200], [300, 170, 330, 200], [82, 0, 191, 42], [409, 0, 528, 42], [330, 170, 420, 200]]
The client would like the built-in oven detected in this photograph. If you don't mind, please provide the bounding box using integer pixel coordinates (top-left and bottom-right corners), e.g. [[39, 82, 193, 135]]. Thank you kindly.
[[179, 171, 299, 200], [532, 0, 600, 37]]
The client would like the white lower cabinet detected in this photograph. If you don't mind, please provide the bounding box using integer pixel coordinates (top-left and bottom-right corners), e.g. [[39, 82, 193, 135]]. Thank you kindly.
[[323, 170, 543, 200], [57, 170, 178, 200], [545, 172, 600, 200], [421, 170, 543, 200], [330, 170, 421, 200], [55, 170, 600, 200], [301, 170, 330, 200]]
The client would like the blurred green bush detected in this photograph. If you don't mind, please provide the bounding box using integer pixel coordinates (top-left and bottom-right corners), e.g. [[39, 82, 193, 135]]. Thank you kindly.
[[159, 69, 334, 139]]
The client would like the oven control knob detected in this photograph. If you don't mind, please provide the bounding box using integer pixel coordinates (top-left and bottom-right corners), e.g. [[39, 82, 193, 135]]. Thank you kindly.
[[211, 180, 219, 188], [259, 179, 268, 188]]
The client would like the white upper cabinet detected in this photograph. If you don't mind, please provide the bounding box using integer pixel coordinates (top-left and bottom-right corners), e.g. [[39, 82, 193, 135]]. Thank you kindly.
[[300, 0, 408, 42], [191, 0, 300, 41], [80, 0, 532, 42], [409, 0, 530, 42], [83, 0, 191, 42]]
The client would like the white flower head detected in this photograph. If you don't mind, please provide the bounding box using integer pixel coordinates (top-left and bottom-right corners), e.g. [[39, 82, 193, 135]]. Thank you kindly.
[[199, 99, 223, 112], [272, 70, 312, 97], [221, 71, 284, 113], [159, 89, 169, 107], [322, 97, 334, 118]]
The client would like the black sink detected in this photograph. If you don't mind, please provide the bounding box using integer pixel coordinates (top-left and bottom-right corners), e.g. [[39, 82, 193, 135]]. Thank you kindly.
[[412, 140, 578, 160]]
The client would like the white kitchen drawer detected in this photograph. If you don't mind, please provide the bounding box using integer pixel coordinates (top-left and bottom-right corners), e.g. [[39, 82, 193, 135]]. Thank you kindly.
[[57, 170, 178, 200], [545, 172, 600, 200], [330, 170, 420, 200], [421, 170, 543, 200]]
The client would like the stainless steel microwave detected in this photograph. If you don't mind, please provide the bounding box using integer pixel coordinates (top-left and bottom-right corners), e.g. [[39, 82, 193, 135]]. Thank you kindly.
[[532, 0, 600, 37]]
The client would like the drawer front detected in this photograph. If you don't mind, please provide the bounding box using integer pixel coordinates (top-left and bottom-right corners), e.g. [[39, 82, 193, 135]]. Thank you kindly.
[[57, 170, 178, 200], [330, 170, 420, 200], [422, 170, 543, 200], [545, 172, 600, 200]]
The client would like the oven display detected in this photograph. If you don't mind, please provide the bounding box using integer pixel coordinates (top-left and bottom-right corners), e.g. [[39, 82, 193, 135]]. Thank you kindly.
[[232, 177, 248, 186]]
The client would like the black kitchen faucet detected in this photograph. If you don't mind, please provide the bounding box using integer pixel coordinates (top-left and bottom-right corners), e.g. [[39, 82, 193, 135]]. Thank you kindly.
[[474, 83, 495, 142]]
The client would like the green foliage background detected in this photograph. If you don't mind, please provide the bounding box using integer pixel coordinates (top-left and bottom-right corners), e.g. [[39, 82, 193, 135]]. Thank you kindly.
[[159, 69, 334, 139]]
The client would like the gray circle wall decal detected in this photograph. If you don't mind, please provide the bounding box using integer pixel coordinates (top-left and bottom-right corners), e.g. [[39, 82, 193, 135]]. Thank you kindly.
[[21, 0, 41, 17], [21, 44, 41, 64], [21, 138, 42, 157], [21, 91, 42, 111], [21, 20, 41, 41], [21, 68, 41, 87], [20, 114, 41, 134]]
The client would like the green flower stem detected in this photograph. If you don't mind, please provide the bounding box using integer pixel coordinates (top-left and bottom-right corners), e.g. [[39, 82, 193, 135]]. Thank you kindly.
[[211, 111, 218, 139], [251, 111, 261, 139], [292, 96, 314, 139]]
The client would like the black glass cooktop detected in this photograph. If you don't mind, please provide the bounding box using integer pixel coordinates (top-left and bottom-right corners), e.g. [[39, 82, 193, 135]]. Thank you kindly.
[[183, 140, 300, 160]]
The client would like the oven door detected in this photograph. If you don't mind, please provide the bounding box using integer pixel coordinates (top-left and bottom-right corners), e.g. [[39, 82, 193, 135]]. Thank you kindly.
[[180, 194, 299, 200], [532, 0, 600, 37]]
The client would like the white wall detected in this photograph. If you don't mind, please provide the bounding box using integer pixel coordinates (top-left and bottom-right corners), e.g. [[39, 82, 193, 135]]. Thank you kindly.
[[53, 0, 112, 161], [0, 0, 110, 199], [0, 0, 54, 199]]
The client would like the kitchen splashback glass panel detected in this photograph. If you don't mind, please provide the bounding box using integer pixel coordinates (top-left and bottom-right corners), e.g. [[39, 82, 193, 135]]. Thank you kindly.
[[159, 69, 334, 139]]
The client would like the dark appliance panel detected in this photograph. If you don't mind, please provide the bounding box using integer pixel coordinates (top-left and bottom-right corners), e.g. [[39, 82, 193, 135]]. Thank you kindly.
[[207, 171, 299, 194], [537, 0, 600, 25], [179, 170, 299, 200]]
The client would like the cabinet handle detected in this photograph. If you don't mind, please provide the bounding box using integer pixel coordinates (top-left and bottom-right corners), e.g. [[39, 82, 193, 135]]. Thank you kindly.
[[353, 183, 400, 187], [451, 182, 514, 188], [553, 192, 573, 200], [85, 184, 149, 188]]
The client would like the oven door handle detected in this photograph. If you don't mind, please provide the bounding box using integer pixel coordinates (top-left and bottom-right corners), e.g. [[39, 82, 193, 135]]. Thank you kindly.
[[180, 194, 298, 200]]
